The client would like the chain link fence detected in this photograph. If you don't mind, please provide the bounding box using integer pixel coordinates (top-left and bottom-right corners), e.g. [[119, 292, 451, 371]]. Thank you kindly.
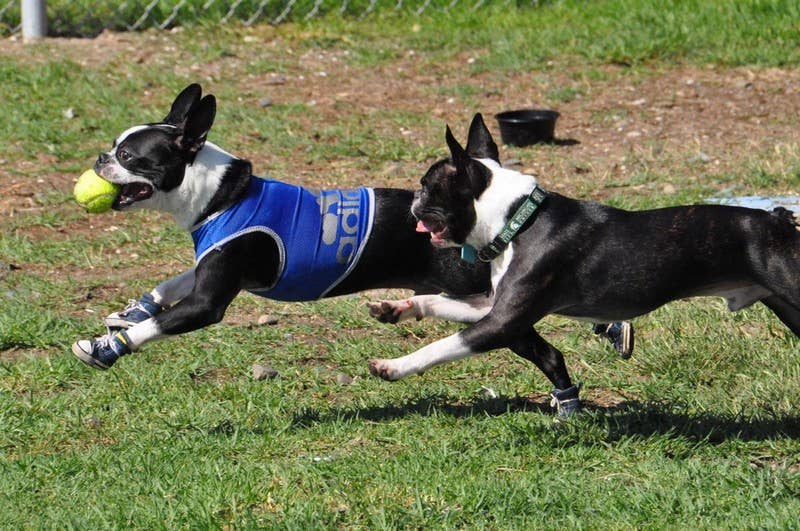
[[2, 0, 537, 37]]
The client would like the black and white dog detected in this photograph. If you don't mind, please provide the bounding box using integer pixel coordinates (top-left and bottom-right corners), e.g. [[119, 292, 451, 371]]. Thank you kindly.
[[71, 84, 629, 396], [368, 113, 800, 415], [71, 84, 491, 369]]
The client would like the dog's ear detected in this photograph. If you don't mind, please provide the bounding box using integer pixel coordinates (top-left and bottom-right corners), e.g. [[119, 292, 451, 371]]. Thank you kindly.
[[446, 124, 491, 198], [176, 94, 216, 157], [445, 124, 468, 167], [445, 124, 471, 187], [465, 113, 499, 163], [164, 84, 203, 126]]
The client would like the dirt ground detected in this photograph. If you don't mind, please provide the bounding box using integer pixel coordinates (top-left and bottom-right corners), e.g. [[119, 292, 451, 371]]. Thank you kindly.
[[4, 28, 800, 195]]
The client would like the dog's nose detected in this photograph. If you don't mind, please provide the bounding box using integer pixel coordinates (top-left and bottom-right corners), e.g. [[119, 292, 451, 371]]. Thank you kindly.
[[95, 153, 112, 173]]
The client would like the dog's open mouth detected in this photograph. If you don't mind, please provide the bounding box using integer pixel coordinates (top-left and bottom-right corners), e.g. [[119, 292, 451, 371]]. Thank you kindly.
[[416, 219, 450, 245], [113, 183, 154, 210]]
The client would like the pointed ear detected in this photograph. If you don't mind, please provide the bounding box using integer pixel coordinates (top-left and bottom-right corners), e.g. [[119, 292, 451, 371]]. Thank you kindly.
[[164, 84, 202, 126], [177, 95, 216, 156], [445, 124, 469, 169], [465, 113, 499, 163], [446, 123, 491, 198]]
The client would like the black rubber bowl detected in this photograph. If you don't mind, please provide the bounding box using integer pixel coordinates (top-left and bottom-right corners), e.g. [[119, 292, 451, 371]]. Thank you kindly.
[[495, 109, 560, 146]]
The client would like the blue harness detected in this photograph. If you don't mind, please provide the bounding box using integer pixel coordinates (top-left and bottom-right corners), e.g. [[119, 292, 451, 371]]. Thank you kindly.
[[191, 177, 374, 301]]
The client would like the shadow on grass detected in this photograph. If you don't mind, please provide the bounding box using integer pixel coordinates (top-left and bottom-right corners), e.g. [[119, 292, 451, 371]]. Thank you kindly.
[[292, 394, 556, 428], [551, 137, 580, 146], [599, 401, 800, 443], [289, 394, 800, 443]]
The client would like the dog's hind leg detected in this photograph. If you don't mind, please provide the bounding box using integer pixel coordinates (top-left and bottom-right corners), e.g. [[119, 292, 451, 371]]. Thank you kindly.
[[746, 226, 800, 336], [368, 293, 493, 324], [762, 295, 800, 336]]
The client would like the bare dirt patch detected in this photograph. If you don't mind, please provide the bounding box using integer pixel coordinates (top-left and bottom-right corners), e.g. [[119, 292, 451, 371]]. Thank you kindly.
[[0, 347, 52, 363]]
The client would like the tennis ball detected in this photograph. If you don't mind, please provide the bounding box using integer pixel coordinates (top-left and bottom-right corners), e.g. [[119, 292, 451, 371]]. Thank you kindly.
[[74, 169, 120, 214]]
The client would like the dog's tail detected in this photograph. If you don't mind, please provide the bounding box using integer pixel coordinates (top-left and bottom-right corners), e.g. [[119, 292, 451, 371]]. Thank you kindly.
[[770, 206, 800, 228]]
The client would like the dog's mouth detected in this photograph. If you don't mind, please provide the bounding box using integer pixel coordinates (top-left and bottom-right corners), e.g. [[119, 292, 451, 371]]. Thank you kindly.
[[416, 219, 450, 246], [113, 182, 154, 210]]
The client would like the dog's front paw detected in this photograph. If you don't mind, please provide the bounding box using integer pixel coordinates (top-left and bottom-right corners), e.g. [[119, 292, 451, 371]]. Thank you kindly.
[[369, 358, 402, 381], [367, 299, 420, 324], [550, 385, 582, 418]]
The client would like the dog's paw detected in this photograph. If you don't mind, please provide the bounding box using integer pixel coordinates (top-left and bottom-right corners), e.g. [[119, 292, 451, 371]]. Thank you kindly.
[[367, 299, 419, 324], [368, 358, 401, 381]]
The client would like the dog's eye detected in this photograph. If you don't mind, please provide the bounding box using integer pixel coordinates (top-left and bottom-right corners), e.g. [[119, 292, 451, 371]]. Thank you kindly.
[[118, 149, 132, 161]]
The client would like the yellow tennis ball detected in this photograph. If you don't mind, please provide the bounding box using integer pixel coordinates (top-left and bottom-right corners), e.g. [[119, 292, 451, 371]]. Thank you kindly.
[[74, 169, 120, 214]]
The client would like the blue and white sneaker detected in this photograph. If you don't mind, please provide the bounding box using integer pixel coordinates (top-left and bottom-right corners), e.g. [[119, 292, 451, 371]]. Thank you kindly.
[[104, 293, 162, 329], [550, 384, 581, 417], [71, 330, 132, 370], [593, 321, 634, 359]]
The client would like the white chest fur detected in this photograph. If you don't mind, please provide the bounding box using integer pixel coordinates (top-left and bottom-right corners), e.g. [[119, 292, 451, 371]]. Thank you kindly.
[[467, 158, 539, 250], [490, 245, 514, 293], [158, 142, 235, 230]]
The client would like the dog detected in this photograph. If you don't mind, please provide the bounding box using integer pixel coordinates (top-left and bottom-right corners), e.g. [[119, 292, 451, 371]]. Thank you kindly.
[[71, 84, 493, 369], [367, 113, 800, 416], [71, 84, 630, 382]]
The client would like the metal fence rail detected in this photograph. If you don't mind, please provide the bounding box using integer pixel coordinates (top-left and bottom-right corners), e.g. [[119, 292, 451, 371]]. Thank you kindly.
[[2, 0, 531, 38]]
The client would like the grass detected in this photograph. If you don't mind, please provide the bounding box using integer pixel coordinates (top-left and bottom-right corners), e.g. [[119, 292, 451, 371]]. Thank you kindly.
[[2, 301, 799, 527], [2, 1, 800, 528]]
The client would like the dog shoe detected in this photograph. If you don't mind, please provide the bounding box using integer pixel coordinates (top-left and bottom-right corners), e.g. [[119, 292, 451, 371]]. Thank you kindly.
[[72, 331, 132, 370], [593, 321, 634, 359], [550, 384, 581, 417], [104, 292, 162, 329]]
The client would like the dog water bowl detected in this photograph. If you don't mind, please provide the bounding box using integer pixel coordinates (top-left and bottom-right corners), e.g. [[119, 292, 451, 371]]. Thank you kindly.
[[495, 109, 560, 146]]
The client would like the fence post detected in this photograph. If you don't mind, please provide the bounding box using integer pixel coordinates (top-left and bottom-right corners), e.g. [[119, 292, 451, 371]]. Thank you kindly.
[[21, 0, 47, 41]]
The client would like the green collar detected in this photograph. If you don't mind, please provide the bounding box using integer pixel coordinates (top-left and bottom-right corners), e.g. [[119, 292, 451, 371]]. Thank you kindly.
[[461, 186, 547, 263]]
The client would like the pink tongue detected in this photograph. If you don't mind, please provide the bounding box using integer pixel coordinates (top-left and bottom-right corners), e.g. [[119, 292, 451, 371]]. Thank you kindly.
[[416, 220, 431, 233]]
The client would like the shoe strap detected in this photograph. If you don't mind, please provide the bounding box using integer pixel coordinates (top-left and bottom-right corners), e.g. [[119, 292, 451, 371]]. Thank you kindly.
[[137, 293, 163, 316], [109, 330, 132, 356]]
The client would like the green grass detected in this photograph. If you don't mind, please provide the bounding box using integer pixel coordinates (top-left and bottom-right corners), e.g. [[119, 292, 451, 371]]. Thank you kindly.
[[1, 299, 799, 527], [2, 1, 800, 528], [319, 0, 800, 68]]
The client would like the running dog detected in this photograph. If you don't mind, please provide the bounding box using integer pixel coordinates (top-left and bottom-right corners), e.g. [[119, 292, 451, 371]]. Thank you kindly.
[[368, 113, 800, 415], [71, 85, 630, 391]]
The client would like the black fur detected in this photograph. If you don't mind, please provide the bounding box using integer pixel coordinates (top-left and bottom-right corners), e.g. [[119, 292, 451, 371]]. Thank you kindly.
[[103, 126, 188, 192], [412, 113, 800, 395], [411, 116, 499, 245], [154, 187, 490, 338]]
